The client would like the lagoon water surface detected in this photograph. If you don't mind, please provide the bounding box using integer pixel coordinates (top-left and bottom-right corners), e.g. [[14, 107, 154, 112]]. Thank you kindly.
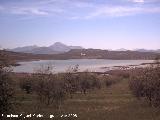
[[12, 59, 153, 73]]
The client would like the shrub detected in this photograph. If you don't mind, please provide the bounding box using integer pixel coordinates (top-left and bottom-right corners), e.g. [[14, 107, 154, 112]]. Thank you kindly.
[[79, 72, 101, 94], [105, 75, 122, 87], [129, 66, 160, 107], [19, 75, 33, 94], [90, 75, 101, 89], [34, 66, 66, 109], [0, 51, 15, 119], [63, 65, 80, 98]]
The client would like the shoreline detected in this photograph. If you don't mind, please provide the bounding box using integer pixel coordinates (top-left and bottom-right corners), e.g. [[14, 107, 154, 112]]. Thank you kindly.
[[101, 62, 158, 71], [14, 57, 156, 63], [11, 61, 157, 74]]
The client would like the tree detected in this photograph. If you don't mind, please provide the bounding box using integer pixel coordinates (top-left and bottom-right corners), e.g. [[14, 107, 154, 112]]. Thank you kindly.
[[0, 50, 15, 119], [34, 65, 66, 109], [79, 72, 92, 94], [129, 65, 160, 107], [0, 50, 11, 69], [19, 75, 33, 94], [63, 65, 79, 98]]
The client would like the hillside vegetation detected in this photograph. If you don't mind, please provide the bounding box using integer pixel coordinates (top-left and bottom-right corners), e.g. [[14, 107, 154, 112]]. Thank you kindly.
[[1, 50, 160, 120], [1, 49, 159, 61]]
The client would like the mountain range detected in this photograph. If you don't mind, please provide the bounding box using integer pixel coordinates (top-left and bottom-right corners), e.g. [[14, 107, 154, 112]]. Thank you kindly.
[[7, 42, 83, 54], [133, 49, 160, 53], [6, 42, 160, 54], [112, 48, 160, 53], [1, 48, 159, 61]]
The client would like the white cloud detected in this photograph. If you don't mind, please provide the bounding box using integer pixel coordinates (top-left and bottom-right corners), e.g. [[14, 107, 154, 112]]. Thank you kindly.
[[85, 6, 141, 18], [0, 0, 160, 19], [72, 1, 94, 8], [0, 0, 65, 16], [81, 5, 160, 19], [129, 0, 160, 3], [10, 7, 49, 15], [131, 0, 145, 3], [69, 16, 81, 20]]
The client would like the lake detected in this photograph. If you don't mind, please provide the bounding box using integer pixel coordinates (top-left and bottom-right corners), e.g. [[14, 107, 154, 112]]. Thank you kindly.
[[12, 59, 154, 73]]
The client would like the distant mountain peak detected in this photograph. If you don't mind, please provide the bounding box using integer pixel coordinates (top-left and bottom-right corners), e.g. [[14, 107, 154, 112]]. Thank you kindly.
[[115, 48, 128, 51], [134, 49, 160, 53], [8, 42, 83, 54], [8, 45, 38, 53], [54, 42, 65, 45], [49, 42, 83, 52], [49, 42, 70, 52]]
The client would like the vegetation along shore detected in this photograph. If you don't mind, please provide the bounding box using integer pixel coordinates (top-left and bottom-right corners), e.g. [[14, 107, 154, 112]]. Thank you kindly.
[[1, 50, 160, 120]]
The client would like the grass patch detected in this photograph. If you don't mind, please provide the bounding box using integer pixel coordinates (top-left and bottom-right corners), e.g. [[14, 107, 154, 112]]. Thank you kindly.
[[14, 78, 160, 120]]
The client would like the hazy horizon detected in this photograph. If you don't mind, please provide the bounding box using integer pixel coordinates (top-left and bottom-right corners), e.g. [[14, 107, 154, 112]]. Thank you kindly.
[[0, 0, 160, 50], [0, 42, 159, 51]]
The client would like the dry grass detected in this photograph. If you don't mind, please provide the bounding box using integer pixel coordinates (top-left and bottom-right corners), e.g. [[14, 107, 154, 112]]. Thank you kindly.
[[14, 78, 160, 120]]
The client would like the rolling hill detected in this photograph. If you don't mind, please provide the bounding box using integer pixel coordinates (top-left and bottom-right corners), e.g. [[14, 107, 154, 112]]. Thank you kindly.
[[1, 49, 159, 61]]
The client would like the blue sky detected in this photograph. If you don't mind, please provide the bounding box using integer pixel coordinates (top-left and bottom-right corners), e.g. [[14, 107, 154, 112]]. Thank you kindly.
[[0, 0, 160, 50]]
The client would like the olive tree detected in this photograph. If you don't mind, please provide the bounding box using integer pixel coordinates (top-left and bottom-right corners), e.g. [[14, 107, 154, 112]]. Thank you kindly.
[[63, 65, 80, 98], [34, 65, 66, 109], [79, 71, 101, 94], [0, 51, 15, 119], [129, 65, 160, 107]]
